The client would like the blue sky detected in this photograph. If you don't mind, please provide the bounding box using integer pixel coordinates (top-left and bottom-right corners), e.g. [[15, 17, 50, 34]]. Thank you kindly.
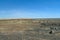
[[0, 0, 60, 18]]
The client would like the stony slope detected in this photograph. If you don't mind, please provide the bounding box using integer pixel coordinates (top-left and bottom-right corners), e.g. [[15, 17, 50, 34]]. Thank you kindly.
[[0, 19, 60, 40]]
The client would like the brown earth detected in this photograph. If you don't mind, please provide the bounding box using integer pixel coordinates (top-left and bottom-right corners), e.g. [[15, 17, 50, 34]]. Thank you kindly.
[[0, 19, 60, 40]]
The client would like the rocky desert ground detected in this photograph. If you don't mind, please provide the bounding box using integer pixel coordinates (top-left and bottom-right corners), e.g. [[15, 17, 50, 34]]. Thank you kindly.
[[0, 19, 60, 40]]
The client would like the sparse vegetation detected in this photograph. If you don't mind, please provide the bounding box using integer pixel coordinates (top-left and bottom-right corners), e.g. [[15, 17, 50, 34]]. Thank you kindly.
[[0, 19, 60, 40]]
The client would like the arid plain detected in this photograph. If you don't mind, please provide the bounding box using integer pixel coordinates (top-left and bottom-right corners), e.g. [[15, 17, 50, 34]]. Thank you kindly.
[[0, 19, 60, 40]]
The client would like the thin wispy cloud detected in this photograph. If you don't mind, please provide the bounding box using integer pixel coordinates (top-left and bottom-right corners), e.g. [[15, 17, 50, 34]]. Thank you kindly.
[[0, 9, 42, 18], [0, 10, 21, 18], [0, 0, 60, 18], [0, 9, 60, 19]]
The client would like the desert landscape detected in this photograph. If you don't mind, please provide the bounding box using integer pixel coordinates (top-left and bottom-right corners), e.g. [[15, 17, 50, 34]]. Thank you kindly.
[[0, 18, 60, 40]]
